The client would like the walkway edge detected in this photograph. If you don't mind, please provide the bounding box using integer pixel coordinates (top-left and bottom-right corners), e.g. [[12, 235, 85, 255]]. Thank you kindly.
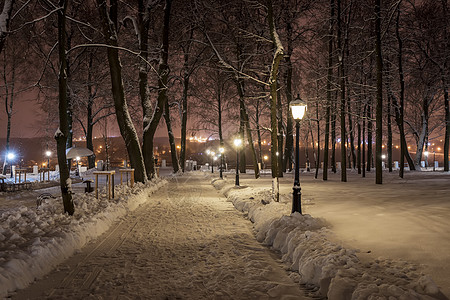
[[211, 177, 447, 300], [2, 178, 167, 298]]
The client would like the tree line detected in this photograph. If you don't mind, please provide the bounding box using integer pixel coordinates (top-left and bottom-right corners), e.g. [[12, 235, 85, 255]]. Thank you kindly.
[[0, 0, 448, 214]]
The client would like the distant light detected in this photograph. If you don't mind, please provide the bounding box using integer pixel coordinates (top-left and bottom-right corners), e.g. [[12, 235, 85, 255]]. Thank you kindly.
[[219, 147, 224, 153], [45, 150, 52, 157], [213, 156, 218, 161], [381, 154, 386, 159], [276, 152, 279, 156], [438, 147, 441, 151], [263, 155, 269, 160], [76, 156, 81, 161], [424, 151, 429, 157], [206, 149, 211, 155], [176, 145, 181, 149]]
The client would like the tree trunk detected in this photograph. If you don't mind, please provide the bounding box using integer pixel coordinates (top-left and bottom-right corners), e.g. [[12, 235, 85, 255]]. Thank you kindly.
[[283, 51, 294, 173], [97, 0, 147, 183], [315, 83, 321, 179], [375, 0, 383, 184], [0, 0, 14, 56], [331, 91, 337, 173], [180, 32, 193, 172], [337, 0, 346, 181], [237, 78, 259, 178], [141, 0, 172, 179], [267, 0, 284, 181], [362, 103, 366, 177], [164, 100, 180, 173], [56, 0, 74, 215], [277, 80, 283, 177], [367, 100, 372, 172], [395, 2, 415, 175], [387, 90, 393, 172], [86, 53, 95, 169], [323, 0, 335, 181]]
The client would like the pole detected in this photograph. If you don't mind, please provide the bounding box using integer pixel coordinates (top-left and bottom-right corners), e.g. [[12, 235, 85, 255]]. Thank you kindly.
[[292, 120, 302, 214], [433, 151, 436, 171], [220, 155, 223, 179], [211, 157, 214, 173], [235, 147, 240, 186]]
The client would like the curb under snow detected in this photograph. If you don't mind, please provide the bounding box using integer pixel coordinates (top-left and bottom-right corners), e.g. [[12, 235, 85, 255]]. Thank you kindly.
[[0, 178, 167, 297], [211, 178, 446, 300]]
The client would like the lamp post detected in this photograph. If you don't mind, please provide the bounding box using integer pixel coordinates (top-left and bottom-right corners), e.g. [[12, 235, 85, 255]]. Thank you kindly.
[[290, 94, 307, 214], [234, 138, 242, 186], [219, 147, 224, 179], [45, 150, 52, 168], [7, 152, 15, 178], [206, 149, 211, 170], [210, 151, 215, 173], [433, 151, 436, 171], [76, 156, 81, 176], [424, 151, 429, 169], [263, 155, 268, 171]]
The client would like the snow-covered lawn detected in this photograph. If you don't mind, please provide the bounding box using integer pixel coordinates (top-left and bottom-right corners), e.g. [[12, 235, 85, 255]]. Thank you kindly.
[[0, 177, 167, 297], [212, 170, 449, 299]]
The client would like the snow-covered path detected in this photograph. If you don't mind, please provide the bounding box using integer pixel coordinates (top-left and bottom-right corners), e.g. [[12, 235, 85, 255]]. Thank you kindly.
[[13, 173, 308, 299]]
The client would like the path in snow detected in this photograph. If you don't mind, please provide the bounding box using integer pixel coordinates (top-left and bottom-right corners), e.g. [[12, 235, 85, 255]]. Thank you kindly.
[[13, 173, 310, 299]]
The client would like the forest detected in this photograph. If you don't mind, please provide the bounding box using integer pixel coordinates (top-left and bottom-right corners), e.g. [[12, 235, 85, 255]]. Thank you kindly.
[[0, 0, 448, 214]]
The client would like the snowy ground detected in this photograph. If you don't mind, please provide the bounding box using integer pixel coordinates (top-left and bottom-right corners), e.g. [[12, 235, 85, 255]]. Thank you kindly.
[[10, 172, 308, 299], [213, 169, 450, 299], [1, 168, 449, 299]]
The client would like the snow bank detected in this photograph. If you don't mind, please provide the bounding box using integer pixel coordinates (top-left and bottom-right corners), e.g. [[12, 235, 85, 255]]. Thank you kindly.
[[0, 178, 167, 297], [212, 178, 444, 299]]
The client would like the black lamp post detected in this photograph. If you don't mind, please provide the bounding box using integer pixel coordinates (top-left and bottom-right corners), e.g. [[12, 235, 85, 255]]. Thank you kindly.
[[234, 138, 242, 186], [7, 152, 15, 178], [46, 150, 52, 168], [219, 147, 224, 179], [433, 151, 436, 171], [290, 94, 307, 214], [211, 151, 215, 173]]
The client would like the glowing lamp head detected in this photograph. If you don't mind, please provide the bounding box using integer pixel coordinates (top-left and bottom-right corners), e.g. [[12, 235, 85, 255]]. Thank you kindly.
[[290, 94, 307, 120], [424, 151, 429, 157], [213, 156, 218, 161], [234, 138, 242, 148], [219, 147, 224, 153], [263, 155, 268, 160], [7, 152, 15, 160], [76, 156, 81, 161], [381, 154, 386, 159], [45, 150, 52, 157], [206, 149, 211, 155], [211, 151, 215, 156]]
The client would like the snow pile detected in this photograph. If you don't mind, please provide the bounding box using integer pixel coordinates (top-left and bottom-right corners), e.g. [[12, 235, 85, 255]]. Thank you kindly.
[[0, 178, 167, 297], [212, 178, 444, 299]]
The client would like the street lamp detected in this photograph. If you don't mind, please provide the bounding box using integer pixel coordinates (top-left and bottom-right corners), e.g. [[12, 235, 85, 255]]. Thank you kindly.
[[219, 147, 225, 179], [76, 156, 81, 176], [45, 150, 52, 168], [7, 152, 15, 178], [234, 138, 242, 186], [206, 149, 211, 170], [433, 151, 436, 171], [210, 151, 215, 173], [263, 155, 269, 171], [424, 151, 429, 169], [290, 94, 307, 214]]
